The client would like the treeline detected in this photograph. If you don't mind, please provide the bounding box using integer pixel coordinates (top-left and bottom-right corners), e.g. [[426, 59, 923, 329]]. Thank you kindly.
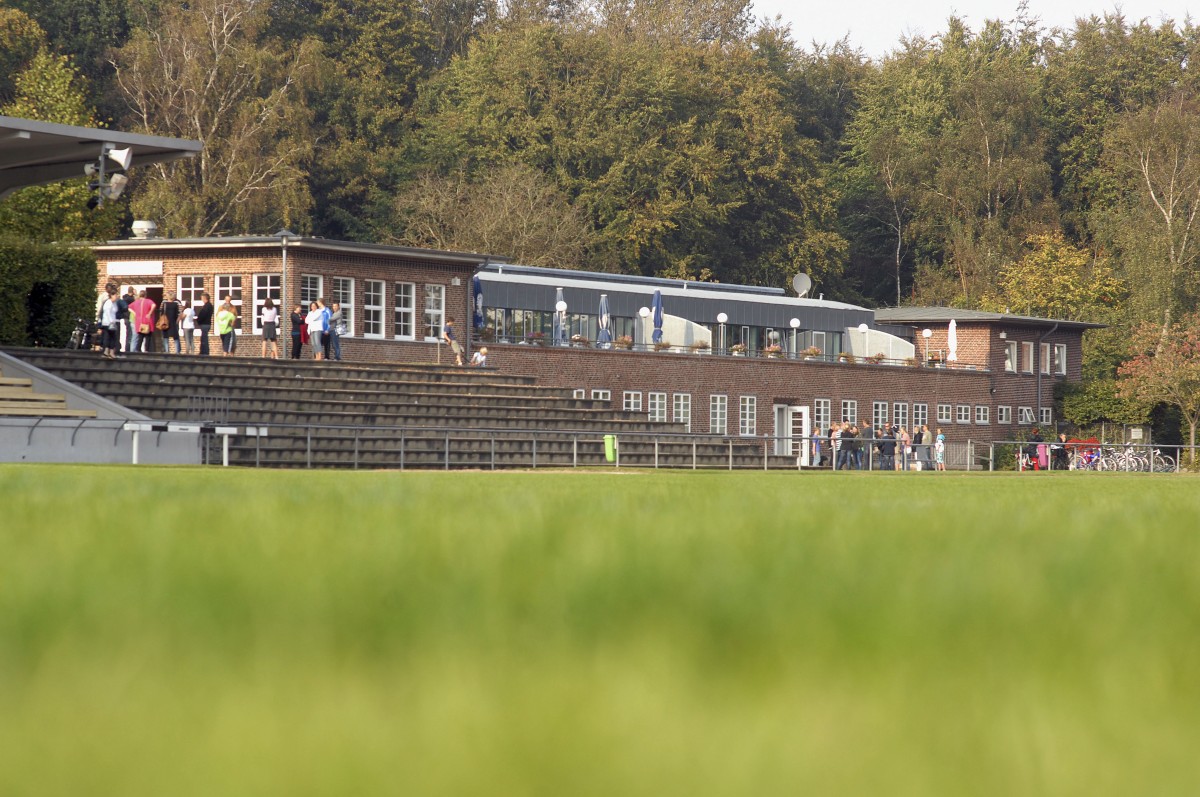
[[3, 3, 1199, 348]]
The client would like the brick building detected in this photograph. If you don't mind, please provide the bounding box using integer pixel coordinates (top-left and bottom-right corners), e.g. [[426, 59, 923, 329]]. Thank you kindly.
[[92, 234, 1101, 459]]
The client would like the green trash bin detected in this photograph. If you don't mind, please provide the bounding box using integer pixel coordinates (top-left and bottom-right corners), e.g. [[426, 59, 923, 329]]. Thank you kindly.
[[604, 434, 618, 463]]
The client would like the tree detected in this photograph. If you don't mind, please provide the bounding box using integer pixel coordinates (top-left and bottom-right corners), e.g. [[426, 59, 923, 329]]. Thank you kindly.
[[112, 0, 318, 236], [979, 232, 1123, 321], [0, 7, 46, 103], [1118, 311, 1200, 462]]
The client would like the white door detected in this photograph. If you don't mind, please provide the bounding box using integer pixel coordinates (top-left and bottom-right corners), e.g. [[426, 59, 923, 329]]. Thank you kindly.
[[790, 405, 811, 467]]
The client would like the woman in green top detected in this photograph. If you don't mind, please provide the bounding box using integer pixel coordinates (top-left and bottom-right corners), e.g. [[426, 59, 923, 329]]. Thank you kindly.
[[215, 300, 238, 356]]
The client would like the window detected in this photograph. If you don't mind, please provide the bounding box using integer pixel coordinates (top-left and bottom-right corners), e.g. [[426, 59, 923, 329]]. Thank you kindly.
[[893, 402, 909, 430], [913, 403, 928, 428], [673, 393, 691, 432], [1021, 341, 1034, 373], [332, 277, 354, 336], [956, 405, 971, 424], [592, 389, 611, 402], [623, 391, 642, 412], [739, 396, 756, 436], [648, 392, 667, 423], [998, 406, 1012, 424], [300, 274, 322, 307], [1018, 406, 1035, 425], [216, 275, 242, 331], [1004, 341, 1018, 372], [840, 400, 857, 424], [252, 274, 281, 334], [1040, 407, 1053, 425], [1054, 344, 1067, 375], [937, 404, 953, 423], [363, 279, 384, 338], [1040, 342, 1051, 374], [423, 284, 445, 340], [573, 389, 586, 399], [178, 275, 204, 308], [394, 282, 415, 339], [873, 401, 889, 429], [975, 405, 990, 424], [710, 395, 728, 435], [813, 399, 831, 432]]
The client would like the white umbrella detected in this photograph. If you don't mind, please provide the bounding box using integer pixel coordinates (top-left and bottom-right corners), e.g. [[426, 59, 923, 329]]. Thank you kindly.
[[947, 318, 958, 362]]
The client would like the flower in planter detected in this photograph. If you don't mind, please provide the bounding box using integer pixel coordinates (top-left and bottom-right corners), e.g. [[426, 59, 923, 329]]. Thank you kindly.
[[653, 340, 672, 351], [614, 335, 633, 349], [691, 340, 711, 351], [838, 352, 857, 363], [526, 331, 546, 345], [866, 352, 886, 364], [730, 343, 747, 354], [904, 356, 919, 367], [570, 334, 588, 346], [801, 345, 822, 358], [764, 344, 783, 356]]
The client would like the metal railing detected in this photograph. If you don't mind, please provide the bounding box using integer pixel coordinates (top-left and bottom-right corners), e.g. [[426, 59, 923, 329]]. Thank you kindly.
[[983, 440, 1185, 473]]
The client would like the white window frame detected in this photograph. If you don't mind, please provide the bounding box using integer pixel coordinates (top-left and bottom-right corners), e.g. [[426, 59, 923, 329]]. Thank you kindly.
[[710, 395, 728, 435], [573, 389, 587, 400], [592, 389, 611, 402], [913, 403, 928, 428], [813, 399, 831, 432], [423, 284, 445, 341], [937, 404, 953, 424], [393, 281, 415, 340], [998, 406, 1012, 424], [252, 274, 281, 335], [300, 274, 322, 308], [1021, 341, 1034, 373], [332, 277, 355, 337], [178, 275, 205, 308], [1040, 407, 1053, 425], [1054, 344, 1067, 376], [872, 401, 889, 429], [739, 395, 756, 436], [1018, 406, 1035, 425], [893, 402, 909, 431], [673, 393, 691, 432], [363, 279, 385, 338], [648, 392, 667, 423], [975, 405, 990, 425], [216, 274, 243, 333], [623, 391, 642, 413], [956, 405, 971, 424], [1004, 341, 1017, 372], [840, 399, 857, 425]]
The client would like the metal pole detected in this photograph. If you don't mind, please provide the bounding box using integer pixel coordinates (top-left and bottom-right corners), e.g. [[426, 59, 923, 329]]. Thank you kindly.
[[532, 434, 537, 469], [763, 437, 768, 470], [692, 440, 697, 470], [654, 438, 659, 469], [131, 430, 140, 465], [400, 430, 405, 471], [573, 435, 578, 468], [444, 431, 450, 470], [728, 439, 733, 470], [491, 435, 496, 470], [256, 429, 261, 468], [306, 428, 312, 469], [222, 434, 230, 467]]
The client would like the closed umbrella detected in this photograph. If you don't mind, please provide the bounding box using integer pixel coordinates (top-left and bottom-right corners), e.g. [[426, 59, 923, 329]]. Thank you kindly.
[[597, 294, 612, 346], [472, 275, 484, 330], [947, 318, 958, 362], [651, 290, 663, 344]]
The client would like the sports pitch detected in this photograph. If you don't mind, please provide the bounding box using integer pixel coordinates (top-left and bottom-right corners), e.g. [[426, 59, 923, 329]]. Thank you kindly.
[[2, 466, 1198, 795]]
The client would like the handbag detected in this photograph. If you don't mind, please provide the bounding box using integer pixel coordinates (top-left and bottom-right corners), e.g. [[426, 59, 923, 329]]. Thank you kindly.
[[138, 322, 151, 334], [156, 314, 169, 331], [335, 321, 347, 336]]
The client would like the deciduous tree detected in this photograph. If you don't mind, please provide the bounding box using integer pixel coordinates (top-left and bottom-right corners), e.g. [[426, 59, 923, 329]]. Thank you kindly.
[[1118, 310, 1200, 461]]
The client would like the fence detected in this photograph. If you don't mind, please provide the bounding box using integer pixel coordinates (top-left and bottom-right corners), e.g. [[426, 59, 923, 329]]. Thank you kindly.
[[983, 440, 1185, 473]]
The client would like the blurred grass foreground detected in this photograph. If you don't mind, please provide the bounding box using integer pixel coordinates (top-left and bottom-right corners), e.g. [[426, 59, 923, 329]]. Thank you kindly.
[[2, 465, 1199, 796]]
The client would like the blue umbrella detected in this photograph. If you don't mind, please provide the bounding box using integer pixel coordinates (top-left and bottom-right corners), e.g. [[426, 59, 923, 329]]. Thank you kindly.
[[552, 287, 565, 346], [472, 275, 484, 330], [597, 294, 612, 346], [651, 290, 663, 344]]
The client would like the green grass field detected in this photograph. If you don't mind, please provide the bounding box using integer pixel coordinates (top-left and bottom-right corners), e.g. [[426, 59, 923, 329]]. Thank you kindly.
[[2, 466, 1199, 796]]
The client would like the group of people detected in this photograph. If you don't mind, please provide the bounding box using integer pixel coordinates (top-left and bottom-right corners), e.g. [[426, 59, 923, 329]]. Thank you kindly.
[[813, 422, 947, 471], [289, 299, 344, 361]]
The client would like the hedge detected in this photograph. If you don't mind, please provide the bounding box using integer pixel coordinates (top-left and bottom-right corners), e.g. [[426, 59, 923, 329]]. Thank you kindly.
[[0, 240, 98, 347]]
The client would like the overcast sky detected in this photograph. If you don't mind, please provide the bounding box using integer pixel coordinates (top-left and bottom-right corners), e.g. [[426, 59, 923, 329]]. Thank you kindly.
[[749, 0, 1194, 57]]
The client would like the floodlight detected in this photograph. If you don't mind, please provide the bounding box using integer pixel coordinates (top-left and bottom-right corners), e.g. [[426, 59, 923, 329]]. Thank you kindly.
[[103, 173, 129, 201]]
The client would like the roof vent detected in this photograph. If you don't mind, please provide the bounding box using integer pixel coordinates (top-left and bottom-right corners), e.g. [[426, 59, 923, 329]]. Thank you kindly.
[[130, 220, 158, 240]]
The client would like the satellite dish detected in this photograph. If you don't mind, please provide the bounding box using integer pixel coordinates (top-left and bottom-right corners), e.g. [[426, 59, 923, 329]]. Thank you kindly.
[[792, 272, 812, 298]]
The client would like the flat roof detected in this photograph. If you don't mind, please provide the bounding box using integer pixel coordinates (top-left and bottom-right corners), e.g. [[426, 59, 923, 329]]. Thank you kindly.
[[875, 306, 1106, 331], [0, 115, 203, 198]]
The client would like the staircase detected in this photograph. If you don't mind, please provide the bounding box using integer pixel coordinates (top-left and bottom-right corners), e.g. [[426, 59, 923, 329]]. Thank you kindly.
[[5, 349, 768, 470]]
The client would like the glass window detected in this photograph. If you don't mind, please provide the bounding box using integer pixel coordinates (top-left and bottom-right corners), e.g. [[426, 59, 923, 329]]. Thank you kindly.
[[252, 274, 280, 334], [913, 403, 928, 428], [893, 402, 909, 430], [1021, 341, 1034, 373], [300, 274, 322, 307], [394, 282, 415, 339], [956, 405, 971, 424], [739, 396, 756, 436], [975, 405, 990, 424], [1040, 342, 1051, 374], [178, 275, 205, 308], [710, 395, 728, 435], [1004, 341, 1017, 372], [648, 392, 667, 423], [332, 277, 354, 336], [813, 399, 830, 432], [998, 406, 1012, 424], [363, 279, 384, 338], [423, 284, 445, 340], [840, 400, 857, 424], [937, 404, 953, 423], [673, 393, 691, 432], [1018, 406, 1035, 425], [623, 391, 642, 412], [1054, 344, 1067, 375], [592, 389, 611, 402], [873, 401, 889, 429], [573, 389, 586, 399], [1040, 407, 1053, 425]]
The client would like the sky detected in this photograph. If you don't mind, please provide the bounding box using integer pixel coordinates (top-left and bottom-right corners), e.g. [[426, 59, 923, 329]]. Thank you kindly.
[[749, 0, 1194, 57]]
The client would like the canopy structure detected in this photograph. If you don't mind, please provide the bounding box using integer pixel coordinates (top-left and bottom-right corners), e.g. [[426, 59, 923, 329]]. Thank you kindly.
[[0, 115, 202, 199]]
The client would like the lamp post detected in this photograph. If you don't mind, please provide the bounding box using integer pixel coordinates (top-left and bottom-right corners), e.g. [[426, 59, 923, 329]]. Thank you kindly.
[[789, 317, 800, 358], [922, 328, 932, 362], [857, 323, 869, 358], [717, 312, 728, 354], [639, 306, 650, 350], [555, 299, 567, 346]]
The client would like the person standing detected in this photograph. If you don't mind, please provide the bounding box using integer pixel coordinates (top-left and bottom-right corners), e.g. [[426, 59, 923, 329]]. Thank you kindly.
[[328, 302, 344, 361], [120, 285, 135, 352], [860, 422, 875, 470], [289, 304, 305, 359], [99, 285, 120, 360], [160, 292, 181, 353], [129, 289, 156, 354], [260, 298, 280, 359], [194, 293, 214, 356], [215, 300, 238, 356], [180, 301, 196, 354], [305, 301, 326, 360], [443, 316, 463, 366], [920, 424, 935, 471], [898, 426, 911, 470], [878, 424, 896, 471], [935, 428, 947, 471]]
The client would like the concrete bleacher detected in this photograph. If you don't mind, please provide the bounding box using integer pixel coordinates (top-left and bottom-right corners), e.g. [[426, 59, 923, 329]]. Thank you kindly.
[[0, 364, 96, 419], [5, 348, 768, 469]]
